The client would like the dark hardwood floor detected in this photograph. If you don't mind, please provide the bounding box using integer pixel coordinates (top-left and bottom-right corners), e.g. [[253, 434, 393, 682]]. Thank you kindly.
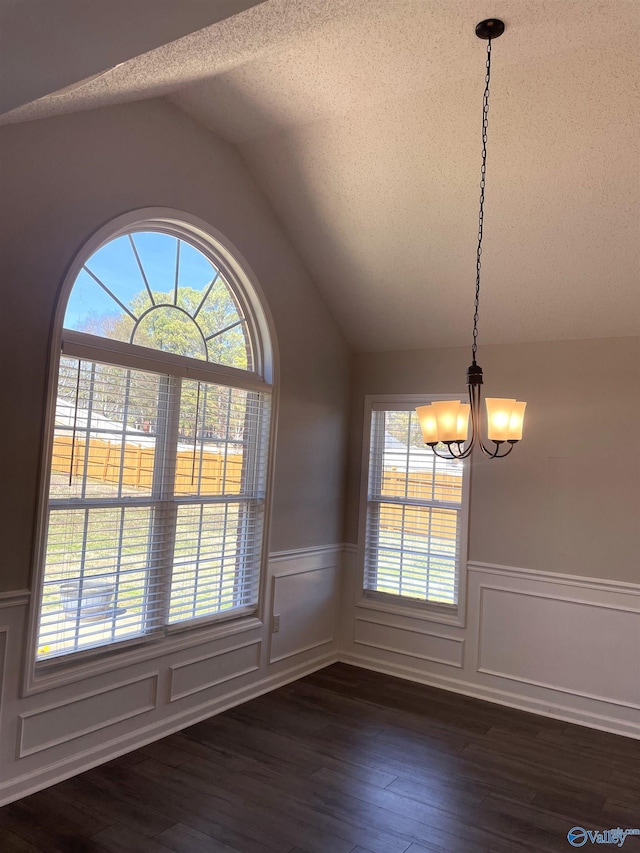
[[1, 663, 639, 853]]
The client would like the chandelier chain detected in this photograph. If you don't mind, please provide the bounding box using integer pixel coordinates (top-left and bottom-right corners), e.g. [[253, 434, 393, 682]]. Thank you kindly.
[[472, 37, 492, 363]]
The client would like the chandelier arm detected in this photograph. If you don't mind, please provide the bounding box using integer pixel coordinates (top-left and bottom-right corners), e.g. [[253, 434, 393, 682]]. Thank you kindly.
[[454, 441, 475, 460], [467, 380, 482, 454], [451, 440, 474, 460], [471, 381, 480, 434], [429, 441, 474, 461], [430, 445, 457, 461], [478, 440, 501, 458], [478, 439, 515, 459]]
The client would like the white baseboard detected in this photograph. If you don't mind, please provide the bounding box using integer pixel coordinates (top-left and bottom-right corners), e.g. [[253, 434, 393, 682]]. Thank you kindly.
[[341, 551, 640, 741], [0, 651, 338, 807], [338, 651, 640, 740], [0, 545, 342, 807], [2, 545, 638, 807]]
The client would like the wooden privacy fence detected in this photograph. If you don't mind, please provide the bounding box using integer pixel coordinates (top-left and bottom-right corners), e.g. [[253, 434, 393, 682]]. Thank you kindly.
[[50, 439, 461, 531], [377, 471, 462, 538], [380, 471, 462, 504], [51, 435, 243, 495]]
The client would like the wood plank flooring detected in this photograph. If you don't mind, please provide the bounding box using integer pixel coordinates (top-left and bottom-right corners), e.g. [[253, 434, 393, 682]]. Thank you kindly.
[[1, 663, 639, 853]]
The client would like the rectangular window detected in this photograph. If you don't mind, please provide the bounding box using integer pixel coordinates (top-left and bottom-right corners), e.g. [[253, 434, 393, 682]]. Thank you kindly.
[[363, 399, 469, 611], [37, 356, 269, 661]]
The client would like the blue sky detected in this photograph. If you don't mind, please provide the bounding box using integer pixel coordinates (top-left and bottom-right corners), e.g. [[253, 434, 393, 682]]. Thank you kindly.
[[64, 232, 216, 330]]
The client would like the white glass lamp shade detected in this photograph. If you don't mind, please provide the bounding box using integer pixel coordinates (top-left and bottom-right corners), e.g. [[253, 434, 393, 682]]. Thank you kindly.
[[416, 404, 439, 443], [507, 400, 527, 441], [456, 403, 471, 441], [485, 398, 516, 441], [431, 400, 461, 442]]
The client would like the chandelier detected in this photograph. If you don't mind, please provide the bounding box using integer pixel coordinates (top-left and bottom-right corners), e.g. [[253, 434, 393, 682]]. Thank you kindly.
[[416, 19, 526, 460]]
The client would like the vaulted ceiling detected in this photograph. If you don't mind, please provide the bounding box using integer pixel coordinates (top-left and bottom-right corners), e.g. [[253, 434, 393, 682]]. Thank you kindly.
[[2, 0, 638, 351]]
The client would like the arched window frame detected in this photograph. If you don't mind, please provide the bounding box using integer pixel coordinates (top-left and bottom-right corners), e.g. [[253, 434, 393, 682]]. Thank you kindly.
[[26, 209, 277, 685]]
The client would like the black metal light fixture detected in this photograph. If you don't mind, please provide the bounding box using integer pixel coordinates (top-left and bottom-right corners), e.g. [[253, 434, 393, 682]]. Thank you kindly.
[[416, 19, 526, 460]]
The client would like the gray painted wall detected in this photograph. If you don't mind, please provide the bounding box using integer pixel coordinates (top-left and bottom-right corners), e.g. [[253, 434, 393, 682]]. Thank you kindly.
[[0, 98, 350, 592], [1, 96, 636, 591], [346, 337, 640, 583]]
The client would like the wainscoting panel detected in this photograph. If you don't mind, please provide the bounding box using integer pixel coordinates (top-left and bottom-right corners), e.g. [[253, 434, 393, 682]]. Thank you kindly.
[[1, 549, 638, 807], [19, 674, 158, 757], [341, 551, 640, 739], [169, 640, 261, 702], [477, 585, 640, 708], [269, 556, 339, 664], [354, 615, 464, 668], [0, 547, 342, 806]]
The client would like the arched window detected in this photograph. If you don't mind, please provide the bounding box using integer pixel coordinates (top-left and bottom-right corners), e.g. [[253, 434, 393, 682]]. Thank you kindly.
[[35, 212, 274, 662]]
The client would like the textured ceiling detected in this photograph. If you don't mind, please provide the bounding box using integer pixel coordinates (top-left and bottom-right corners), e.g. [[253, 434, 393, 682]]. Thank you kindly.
[[3, 0, 639, 352], [0, 0, 266, 113]]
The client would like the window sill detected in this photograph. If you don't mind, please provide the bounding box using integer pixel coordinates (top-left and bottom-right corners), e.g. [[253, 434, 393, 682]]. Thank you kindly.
[[357, 592, 465, 628], [25, 613, 263, 697]]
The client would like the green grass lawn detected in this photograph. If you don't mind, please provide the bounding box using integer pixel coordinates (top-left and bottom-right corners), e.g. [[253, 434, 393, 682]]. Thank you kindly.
[[371, 528, 457, 605], [39, 477, 249, 658]]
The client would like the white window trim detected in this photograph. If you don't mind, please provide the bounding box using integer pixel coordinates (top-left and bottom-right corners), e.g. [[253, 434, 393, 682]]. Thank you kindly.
[[356, 394, 471, 629], [23, 208, 279, 695]]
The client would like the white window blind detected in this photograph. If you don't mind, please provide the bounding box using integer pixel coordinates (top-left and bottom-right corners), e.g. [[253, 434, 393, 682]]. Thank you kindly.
[[37, 357, 270, 659], [364, 405, 467, 607]]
